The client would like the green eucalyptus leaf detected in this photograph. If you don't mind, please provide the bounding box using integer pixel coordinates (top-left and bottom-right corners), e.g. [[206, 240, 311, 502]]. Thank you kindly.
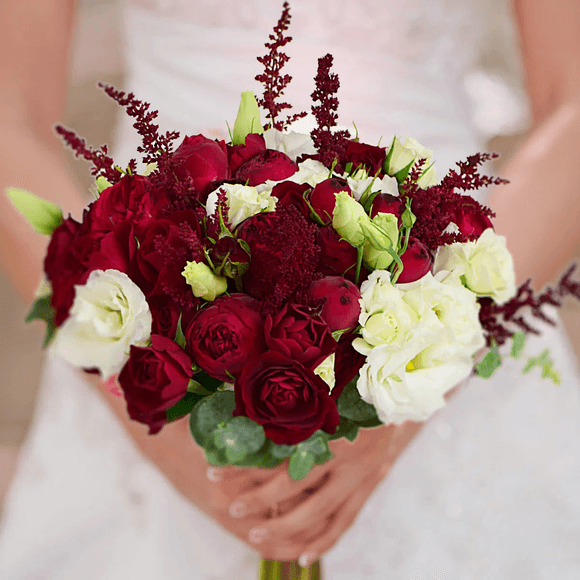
[[329, 417, 360, 442], [189, 390, 235, 445], [213, 416, 265, 458], [25, 294, 57, 347], [288, 449, 316, 481], [336, 379, 379, 423], [476, 342, 502, 379], [6, 188, 64, 236]]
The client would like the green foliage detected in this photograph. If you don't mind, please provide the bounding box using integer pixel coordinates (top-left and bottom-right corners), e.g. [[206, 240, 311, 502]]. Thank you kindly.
[[165, 392, 205, 423], [475, 341, 502, 379], [25, 295, 56, 347], [523, 349, 561, 385], [510, 332, 527, 359], [213, 416, 266, 463], [6, 187, 64, 236], [336, 379, 379, 422], [288, 432, 333, 481], [288, 449, 316, 481], [174, 314, 187, 349], [329, 417, 360, 442], [189, 390, 236, 445]]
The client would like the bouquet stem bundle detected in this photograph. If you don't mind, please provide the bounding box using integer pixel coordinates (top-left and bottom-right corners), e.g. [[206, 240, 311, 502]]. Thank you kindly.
[[260, 558, 321, 580]]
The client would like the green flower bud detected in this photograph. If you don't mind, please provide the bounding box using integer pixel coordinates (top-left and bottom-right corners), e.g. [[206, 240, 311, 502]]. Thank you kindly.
[[332, 191, 370, 247], [232, 91, 264, 146], [182, 261, 228, 301], [361, 213, 399, 270]]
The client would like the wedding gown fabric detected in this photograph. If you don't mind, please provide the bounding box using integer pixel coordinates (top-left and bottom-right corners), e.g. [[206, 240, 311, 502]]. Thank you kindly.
[[2, 1, 580, 578]]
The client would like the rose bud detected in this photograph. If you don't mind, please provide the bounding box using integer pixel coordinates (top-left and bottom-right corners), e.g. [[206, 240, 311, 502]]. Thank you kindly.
[[172, 135, 230, 201], [233, 351, 340, 445], [369, 193, 403, 219], [234, 149, 297, 186], [265, 303, 337, 369], [271, 181, 311, 219], [186, 294, 266, 381], [307, 276, 362, 332], [397, 237, 432, 283], [118, 335, 193, 435], [309, 178, 352, 224]]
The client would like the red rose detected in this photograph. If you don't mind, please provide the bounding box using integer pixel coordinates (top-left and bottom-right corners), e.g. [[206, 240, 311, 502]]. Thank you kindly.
[[118, 335, 193, 435], [227, 133, 266, 174], [307, 276, 361, 332], [398, 237, 432, 283], [87, 175, 164, 232], [271, 181, 311, 219], [132, 209, 204, 300], [234, 149, 297, 186], [234, 351, 340, 445], [370, 193, 403, 220], [316, 225, 362, 282], [265, 303, 337, 369], [309, 178, 351, 224], [186, 294, 266, 381], [344, 140, 386, 175], [172, 135, 230, 201], [333, 333, 366, 399], [454, 205, 493, 237]]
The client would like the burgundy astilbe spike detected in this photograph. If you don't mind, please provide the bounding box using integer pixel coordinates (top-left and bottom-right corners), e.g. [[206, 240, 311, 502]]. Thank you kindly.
[[399, 155, 498, 253], [255, 2, 306, 131], [479, 263, 580, 347], [310, 54, 351, 169], [98, 83, 180, 164], [55, 125, 121, 183]]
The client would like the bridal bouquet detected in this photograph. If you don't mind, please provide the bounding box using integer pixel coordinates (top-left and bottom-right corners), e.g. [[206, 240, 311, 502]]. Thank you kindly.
[[7, 2, 579, 578]]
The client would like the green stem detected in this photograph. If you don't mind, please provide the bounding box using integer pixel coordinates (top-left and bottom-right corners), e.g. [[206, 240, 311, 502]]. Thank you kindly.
[[259, 559, 321, 580]]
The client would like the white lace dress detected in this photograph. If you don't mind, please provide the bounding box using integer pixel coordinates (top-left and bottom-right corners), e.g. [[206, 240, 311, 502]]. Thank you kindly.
[[1, 1, 580, 578]]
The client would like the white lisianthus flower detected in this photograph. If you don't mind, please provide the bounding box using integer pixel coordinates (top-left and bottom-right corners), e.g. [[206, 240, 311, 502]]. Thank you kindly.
[[346, 170, 399, 201], [287, 158, 330, 187], [314, 353, 336, 392], [51, 269, 152, 379], [206, 183, 276, 229], [353, 270, 485, 424], [182, 261, 228, 301], [385, 136, 440, 187], [263, 128, 317, 162], [433, 228, 517, 305]]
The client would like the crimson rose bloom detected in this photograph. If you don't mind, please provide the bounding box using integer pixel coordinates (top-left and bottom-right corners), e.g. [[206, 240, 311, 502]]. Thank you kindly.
[[118, 335, 193, 435], [454, 205, 493, 237], [398, 237, 432, 283], [172, 135, 230, 200], [316, 225, 365, 282], [370, 193, 403, 220], [271, 181, 311, 219], [344, 140, 386, 175], [234, 149, 297, 186], [265, 303, 337, 369], [307, 276, 361, 332], [309, 178, 351, 224], [234, 351, 340, 445], [186, 294, 266, 381], [227, 133, 266, 174]]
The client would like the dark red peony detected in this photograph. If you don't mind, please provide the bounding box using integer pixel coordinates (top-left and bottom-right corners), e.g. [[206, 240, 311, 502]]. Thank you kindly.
[[333, 333, 367, 399], [309, 178, 351, 224], [397, 237, 432, 283], [271, 181, 311, 219], [370, 193, 403, 219], [233, 351, 340, 445], [234, 149, 297, 186], [172, 135, 230, 201], [265, 303, 337, 369], [227, 133, 266, 174], [307, 276, 361, 332], [118, 334, 193, 435], [186, 294, 266, 381], [344, 140, 386, 175], [316, 225, 360, 282], [87, 174, 163, 232]]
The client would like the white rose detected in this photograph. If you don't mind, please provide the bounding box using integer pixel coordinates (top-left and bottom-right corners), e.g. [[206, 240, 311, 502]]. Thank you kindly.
[[314, 353, 336, 392], [346, 171, 399, 201], [51, 269, 151, 378], [206, 183, 276, 229], [263, 128, 317, 162], [433, 228, 516, 305], [353, 270, 485, 424]]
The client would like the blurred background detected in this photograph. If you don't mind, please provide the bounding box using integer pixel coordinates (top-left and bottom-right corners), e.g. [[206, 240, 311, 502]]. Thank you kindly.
[[2, 0, 580, 518]]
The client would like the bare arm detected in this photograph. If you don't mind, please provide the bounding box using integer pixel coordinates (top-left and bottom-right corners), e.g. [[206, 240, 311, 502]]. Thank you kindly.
[[486, 0, 580, 291], [0, 0, 86, 303]]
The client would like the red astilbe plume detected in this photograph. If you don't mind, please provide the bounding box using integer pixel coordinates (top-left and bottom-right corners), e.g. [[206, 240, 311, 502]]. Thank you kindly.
[[310, 54, 351, 169], [55, 125, 122, 183], [98, 83, 180, 164], [255, 2, 306, 131], [479, 263, 580, 347], [399, 155, 500, 253]]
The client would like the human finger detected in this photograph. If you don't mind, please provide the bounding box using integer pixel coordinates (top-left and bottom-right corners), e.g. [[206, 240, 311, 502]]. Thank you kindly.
[[228, 464, 332, 519]]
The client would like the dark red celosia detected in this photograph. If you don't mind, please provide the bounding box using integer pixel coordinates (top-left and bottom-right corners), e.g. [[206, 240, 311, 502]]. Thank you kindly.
[[255, 1, 307, 131], [310, 54, 351, 169]]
